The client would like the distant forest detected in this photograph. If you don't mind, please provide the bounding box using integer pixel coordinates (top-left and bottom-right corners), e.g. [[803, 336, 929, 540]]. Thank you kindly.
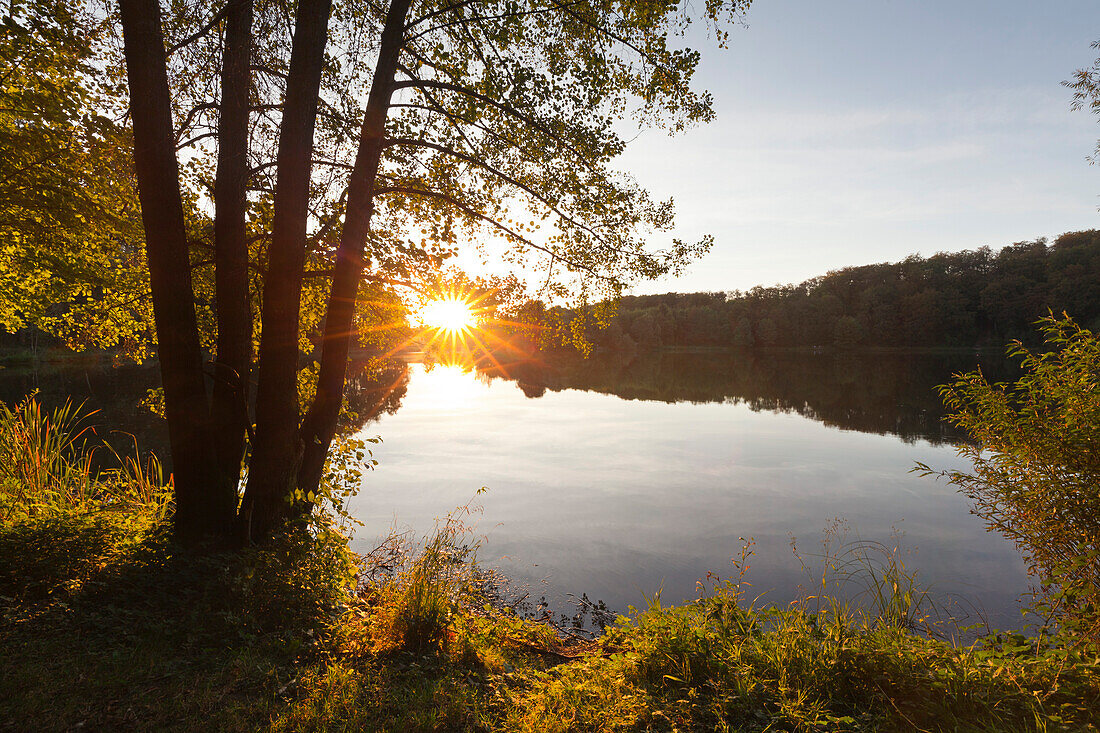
[[567, 230, 1100, 350]]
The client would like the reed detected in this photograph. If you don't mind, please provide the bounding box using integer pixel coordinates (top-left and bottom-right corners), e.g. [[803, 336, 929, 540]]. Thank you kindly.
[[0, 394, 171, 521], [385, 506, 481, 655], [0, 393, 96, 520]]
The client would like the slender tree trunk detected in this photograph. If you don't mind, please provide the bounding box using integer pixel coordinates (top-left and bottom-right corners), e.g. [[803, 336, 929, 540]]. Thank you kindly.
[[118, 0, 217, 544], [297, 0, 413, 498], [211, 0, 254, 526], [239, 0, 333, 542]]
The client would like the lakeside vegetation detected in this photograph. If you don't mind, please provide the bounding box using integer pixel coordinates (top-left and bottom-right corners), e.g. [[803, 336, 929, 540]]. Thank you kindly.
[[5, 2, 1100, 729], [3, 448, 1099, 731]]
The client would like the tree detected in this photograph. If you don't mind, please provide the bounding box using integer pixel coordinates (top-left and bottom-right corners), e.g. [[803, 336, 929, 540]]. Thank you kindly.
[[1065, 39, 1100, 172], [832, 315, 862, 348], [730, 314, 753, 346], [109, 0, 751, 544]]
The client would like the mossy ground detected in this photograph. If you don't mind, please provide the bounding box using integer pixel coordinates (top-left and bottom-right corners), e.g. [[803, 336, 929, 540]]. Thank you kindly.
[[3, 508, 1099, 732]]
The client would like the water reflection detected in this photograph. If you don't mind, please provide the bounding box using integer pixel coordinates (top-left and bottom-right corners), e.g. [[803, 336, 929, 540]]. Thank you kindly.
[[341, 358, 411, 430], [0, 361, 170, 464], [0, 355, 413, 472], [472, 349, 1016, 444], [353, 354, 1032, 633], [410, 363, 486, 410], [2, 348, 1006, 453]]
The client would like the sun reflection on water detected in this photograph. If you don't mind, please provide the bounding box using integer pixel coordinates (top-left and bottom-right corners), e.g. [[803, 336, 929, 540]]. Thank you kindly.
[[412, 362, 484, 409]]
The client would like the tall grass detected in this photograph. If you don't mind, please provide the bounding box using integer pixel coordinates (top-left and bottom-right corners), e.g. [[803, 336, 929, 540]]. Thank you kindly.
[[395, 526, 471, 653], [97, 434, 173, 519], [794, 525, 938, 635], [363, 501, 484, 655], [5, 457, 1098, 730], [0, 394, 170, 521], [0, 394, 97, 520], [502, 538, 1100, 732]]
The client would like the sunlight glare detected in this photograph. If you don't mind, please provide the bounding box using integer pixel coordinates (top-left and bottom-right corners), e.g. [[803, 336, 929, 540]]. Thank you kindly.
[[420, 297, 477, 333], [416, 363, 481, 408]]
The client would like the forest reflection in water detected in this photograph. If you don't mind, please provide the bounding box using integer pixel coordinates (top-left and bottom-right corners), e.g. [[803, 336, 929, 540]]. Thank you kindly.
[[0, 347, 1012, 455], [423, 347, 1018, 444], [349, 348, 1031, 633]]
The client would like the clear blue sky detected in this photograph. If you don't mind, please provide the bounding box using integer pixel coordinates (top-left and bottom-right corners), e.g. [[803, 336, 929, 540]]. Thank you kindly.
[[618, 0, 1100, 294]]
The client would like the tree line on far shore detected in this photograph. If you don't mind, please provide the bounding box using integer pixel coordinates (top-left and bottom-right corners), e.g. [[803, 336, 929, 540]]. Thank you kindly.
[[525, 230, 1100, 352]]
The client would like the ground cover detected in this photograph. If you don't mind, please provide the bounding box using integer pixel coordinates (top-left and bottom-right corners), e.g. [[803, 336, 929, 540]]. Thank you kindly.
[[3, 501, 1099, 732]]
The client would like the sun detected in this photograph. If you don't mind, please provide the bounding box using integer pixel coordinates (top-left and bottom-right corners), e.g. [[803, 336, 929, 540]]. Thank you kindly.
[[420, 297, 477, 333]]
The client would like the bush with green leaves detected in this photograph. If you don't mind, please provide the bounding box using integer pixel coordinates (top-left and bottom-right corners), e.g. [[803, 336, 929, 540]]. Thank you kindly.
[[924, 314, 1100, 641]]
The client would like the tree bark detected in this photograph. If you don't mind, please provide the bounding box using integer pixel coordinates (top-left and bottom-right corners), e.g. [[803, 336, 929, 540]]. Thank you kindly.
[[239, 0, 333, 542], [118, 0, 217, 544], [211, 0, 254, 526], [297, 0, 413, 498]]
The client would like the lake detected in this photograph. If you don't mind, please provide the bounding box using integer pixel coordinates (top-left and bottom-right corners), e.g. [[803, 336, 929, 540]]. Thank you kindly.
[[345, 349, 1032, 632], [0, 349, 1033, 631]]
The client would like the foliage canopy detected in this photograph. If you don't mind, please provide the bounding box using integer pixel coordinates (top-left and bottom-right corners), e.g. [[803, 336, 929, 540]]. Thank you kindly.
[[0, 2, 150, 356], [1066, 38, 1100, 169]]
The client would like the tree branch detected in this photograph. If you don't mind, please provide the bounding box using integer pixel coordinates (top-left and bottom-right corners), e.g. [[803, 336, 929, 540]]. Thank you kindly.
[[393, 77, 564, 146], [375, 185, 610, 279], [166, 5, 229, 56], [176, 131, 218, 150], [556, 3, 662, 68], [307, 186, 349, 248], [404, 0, 587, 44], [302, 268, 416, 290], [404, 0, 482, 31], [382, 136, 613, 248], [389, 101, 602, 175], [175, 102, 218, 142], [251, 63, 288, 79]]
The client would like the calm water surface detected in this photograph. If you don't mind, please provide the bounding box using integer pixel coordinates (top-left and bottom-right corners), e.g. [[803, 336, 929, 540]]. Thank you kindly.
[[347, 351, 1032, 631]]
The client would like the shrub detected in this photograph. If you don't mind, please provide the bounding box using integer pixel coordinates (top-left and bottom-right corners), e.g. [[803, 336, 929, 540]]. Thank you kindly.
[[925, 314, 1100, 641], [392, 516, 481, 655]]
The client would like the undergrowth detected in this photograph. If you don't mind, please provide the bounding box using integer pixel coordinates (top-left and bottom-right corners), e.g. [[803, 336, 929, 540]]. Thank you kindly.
[[5, 503, 1100, 731]]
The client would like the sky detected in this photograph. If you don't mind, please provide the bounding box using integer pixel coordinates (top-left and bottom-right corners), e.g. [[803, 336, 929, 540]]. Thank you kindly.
[[612, 0, 1100, 294]]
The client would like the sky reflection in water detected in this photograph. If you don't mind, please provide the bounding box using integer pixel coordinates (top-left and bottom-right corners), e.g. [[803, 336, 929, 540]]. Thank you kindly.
[[349, 355, 1031, 631]]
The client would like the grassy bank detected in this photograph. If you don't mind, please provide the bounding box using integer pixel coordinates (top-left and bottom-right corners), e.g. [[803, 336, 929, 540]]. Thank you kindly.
[[3, 504, 1099, 732]]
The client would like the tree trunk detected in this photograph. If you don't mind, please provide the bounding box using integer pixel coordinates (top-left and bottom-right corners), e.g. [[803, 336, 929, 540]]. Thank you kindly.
[[211, 0, 254, 526], [239, 0, 333, 542], [118, 0, 217, 544], [297, 0, 413, 498]]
